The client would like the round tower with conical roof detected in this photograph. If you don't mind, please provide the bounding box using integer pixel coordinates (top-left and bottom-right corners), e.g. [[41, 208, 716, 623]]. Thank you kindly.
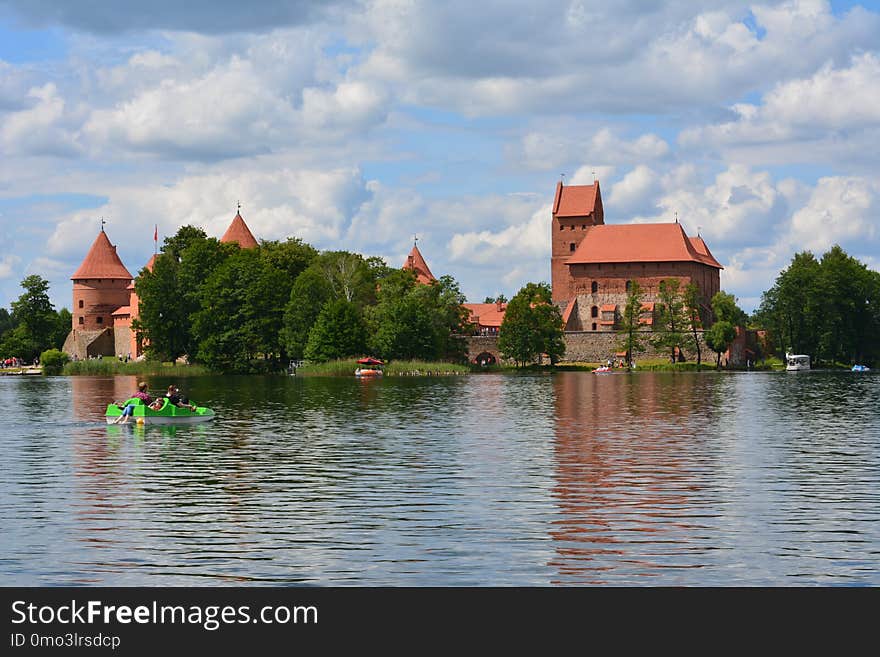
[[63, 229, 133, 359]]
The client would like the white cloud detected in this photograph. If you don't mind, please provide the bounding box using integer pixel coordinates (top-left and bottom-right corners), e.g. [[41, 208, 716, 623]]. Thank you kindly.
[[448, 203, 549, 264], [0, 255, 22, 279], [786, 176, 879, 253], [1, 83, 83, 156]]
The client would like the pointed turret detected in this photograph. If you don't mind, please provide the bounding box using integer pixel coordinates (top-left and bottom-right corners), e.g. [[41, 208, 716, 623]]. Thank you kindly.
[[220, 211, 259, 249], [402, 243, 436, 285], [70, 230, 134, 280]]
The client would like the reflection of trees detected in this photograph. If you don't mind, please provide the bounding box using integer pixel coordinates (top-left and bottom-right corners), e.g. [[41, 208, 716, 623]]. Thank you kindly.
[[549, 372, 720, 584]]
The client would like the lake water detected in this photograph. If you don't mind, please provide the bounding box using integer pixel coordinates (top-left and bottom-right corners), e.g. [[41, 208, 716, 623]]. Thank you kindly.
[[1, 370, 878, 586]]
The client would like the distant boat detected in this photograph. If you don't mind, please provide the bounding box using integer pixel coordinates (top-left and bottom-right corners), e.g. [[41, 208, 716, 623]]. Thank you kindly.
[[593, 366, 613, 373], [786, 353, 810, 371], [852, 364, 870, 372], [355, 357, 384, 378]]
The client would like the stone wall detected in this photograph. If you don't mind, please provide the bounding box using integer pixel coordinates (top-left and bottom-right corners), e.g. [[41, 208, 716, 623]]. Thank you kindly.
[[562, 330, 710, 363], [463, 330, 716, 365], [62, 328, 117, 360]]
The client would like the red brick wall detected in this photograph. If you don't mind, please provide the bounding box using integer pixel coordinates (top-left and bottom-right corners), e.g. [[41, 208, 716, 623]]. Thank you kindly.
[[551, 212, 601, 303], [72, 279, 131, 331], [560, 261, 720, 326]]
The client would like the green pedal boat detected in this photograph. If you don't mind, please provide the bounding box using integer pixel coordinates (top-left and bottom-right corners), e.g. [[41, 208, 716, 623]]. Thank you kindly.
[[105, 397, 215, 425]]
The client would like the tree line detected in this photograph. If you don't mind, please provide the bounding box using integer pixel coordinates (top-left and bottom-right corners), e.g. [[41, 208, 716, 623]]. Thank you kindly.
[[753, 245, 880, 366], [134, 227, 471, 372], [0, 275, 70, 363]]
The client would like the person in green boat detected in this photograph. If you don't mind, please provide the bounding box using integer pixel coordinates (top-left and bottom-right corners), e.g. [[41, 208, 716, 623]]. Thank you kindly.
[[112, 382, 161, 424], [165, 385, 196, 412]]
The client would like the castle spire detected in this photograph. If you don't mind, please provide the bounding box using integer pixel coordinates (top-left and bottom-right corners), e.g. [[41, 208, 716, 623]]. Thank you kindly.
[[220, 207, 259, 249], [71, 230, 133, 280]]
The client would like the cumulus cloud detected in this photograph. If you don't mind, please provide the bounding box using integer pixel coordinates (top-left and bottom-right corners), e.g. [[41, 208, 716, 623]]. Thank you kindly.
[[46, 166, 374, 271], [516, 127, 669, 171], [355, 0, 880, 115], [1, 83, 83, 156], [0, 255, 22, 279], [786, 176, 879, 253], [681, 53, 880, 160]]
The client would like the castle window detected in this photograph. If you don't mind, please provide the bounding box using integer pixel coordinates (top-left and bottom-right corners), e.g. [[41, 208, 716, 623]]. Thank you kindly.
[[626, 280, 632, 292], [582, 224, 586, 230], [570, 243, 576, 252], [559, 224, 564, 231], [78, 317, 84, 325], [96, 317, 103, 324], [591, 281, 598, 293], [78, 300, 84, 308], [592, 323, 597, 331], [591, 306, 598, 318]]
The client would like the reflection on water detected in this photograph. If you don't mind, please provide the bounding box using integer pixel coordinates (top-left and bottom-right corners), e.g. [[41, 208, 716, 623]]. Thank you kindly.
[[0, 371, 878, 585]]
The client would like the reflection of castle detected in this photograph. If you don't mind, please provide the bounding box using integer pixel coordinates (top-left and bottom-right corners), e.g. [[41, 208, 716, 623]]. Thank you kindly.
[[62, 212, 258, 360], [548, 373, 709, 583]]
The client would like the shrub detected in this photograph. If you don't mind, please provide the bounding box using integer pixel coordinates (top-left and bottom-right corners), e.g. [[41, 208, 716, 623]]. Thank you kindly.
[[40, 348, 69, 375]]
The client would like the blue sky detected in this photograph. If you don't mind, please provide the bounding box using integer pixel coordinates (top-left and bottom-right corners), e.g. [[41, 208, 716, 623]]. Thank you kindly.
[[1, 0, 879, 313]]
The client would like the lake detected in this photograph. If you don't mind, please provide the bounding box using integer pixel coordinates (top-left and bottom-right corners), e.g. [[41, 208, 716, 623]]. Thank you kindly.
[[1, 370, 878, 585]]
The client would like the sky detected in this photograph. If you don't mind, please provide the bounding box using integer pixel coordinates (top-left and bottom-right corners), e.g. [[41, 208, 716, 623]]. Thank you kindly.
[[0, 0, 878, 313]]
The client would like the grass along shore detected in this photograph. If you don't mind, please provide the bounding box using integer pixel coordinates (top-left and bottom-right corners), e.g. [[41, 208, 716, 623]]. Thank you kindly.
[[62, 357, 211, 376], [295, 359, 470, 376]]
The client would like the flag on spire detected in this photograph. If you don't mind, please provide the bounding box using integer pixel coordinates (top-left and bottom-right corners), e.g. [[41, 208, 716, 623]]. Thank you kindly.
[[154, 224, 158, 253]]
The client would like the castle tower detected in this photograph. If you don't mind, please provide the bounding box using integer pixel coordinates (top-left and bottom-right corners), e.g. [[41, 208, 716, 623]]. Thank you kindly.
[[70, 229, 133, 331], [402, 242, 436, 285], [220, 210, 259, 249], [551, 180, 604, 303], [63, 228, 133, 359]]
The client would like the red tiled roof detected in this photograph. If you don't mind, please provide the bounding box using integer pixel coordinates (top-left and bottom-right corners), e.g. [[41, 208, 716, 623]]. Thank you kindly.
[[463, 303, 507, 328], [688, 236, 723, 268], [566, 223, 723, 269], [553, 181, 600, 218], [599, 320, 615, 325], [402, 244, 436, 285], [600, 304, 617, 312], [641, 302, 655, 311], [220, 212, 259, 249], [111, 306, 131, 316], [71, 231, 134, 280]]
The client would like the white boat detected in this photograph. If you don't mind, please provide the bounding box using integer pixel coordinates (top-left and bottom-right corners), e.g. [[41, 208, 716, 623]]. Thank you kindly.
[[785, 353, 810, 371]]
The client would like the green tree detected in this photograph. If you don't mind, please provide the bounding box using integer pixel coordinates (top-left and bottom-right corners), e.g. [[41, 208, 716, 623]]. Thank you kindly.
[[134, 253, 188, 360], [304, 299, 368, 362], [711, 291, 748, 326], [366, 270, 469, 361], [8, 275, 57, 361], [498, 282, 565, 367], [161, 225, 208, 261], [191, 249, 266, 371], [756, 252, 822, 359], [282, 268, 334, 360], [652, 278, 688, 363], [616, 280, 647, 364], [705, 321, 737, 369], [682, 283, 703, 365]]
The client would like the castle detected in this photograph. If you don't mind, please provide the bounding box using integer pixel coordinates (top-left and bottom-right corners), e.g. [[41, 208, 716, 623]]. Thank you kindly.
[[63, 180, 724, 362], [550, 180, 722, 331], [62, 211, 258, 360]]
